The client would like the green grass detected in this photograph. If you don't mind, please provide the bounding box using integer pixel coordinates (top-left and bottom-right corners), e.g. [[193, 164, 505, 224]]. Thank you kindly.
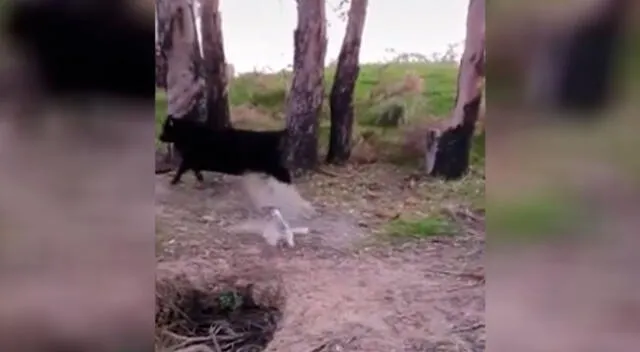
[[324, 62, 458, 118], [385, 216, 457, 239], [157, 62, 458, 126], [155, 90, 168, 146]]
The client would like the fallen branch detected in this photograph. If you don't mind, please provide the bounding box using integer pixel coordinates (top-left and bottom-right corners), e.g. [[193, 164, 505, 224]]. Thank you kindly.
[[424, 268, 485, 283], [452, 322, 485, 334], [162, 330, 214, 351], [315, 167, 342, 178]]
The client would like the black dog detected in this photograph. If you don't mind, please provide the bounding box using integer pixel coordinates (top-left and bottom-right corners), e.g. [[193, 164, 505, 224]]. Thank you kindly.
[[159, 117, 292, 185]]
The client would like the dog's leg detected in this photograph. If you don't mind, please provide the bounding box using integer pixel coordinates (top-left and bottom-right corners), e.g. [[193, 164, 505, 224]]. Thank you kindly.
[[272, 166, 292, 184], [192, 169, 207, 190], [170, 162, 189, 185], [193, 169, 204, 182], [270, 208, 295, 247]]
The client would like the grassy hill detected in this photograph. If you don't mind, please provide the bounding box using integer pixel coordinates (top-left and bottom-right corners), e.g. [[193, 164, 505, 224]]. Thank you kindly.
[[155, 61, 484, 167]]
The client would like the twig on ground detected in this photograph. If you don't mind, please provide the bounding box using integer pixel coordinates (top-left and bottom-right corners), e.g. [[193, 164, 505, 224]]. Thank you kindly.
[[309, 342, 329, 352], [446, 282, 484, 293], [207, 325, 223, 352], [463, 226, 484, 238], [162, 330, 213, 351], [315, 167, 342, 178], [452, 322, 485, 334], [308, 336, 357, 352], [159, 305, 279, 352], [423, 268, 485, 282], [442, 205, 484, 223]]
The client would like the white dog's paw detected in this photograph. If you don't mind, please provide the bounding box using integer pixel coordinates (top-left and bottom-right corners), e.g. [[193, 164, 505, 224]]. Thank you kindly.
[[285, 233, 295, 248]]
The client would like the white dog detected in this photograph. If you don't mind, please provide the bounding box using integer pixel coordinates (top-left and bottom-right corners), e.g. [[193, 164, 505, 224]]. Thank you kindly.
[[227, 173, 313, 247], [265, 208, 309, 247]]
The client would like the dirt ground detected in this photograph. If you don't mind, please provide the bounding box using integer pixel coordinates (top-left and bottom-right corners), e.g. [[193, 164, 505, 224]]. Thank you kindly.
[[155, 164, 485, 352]]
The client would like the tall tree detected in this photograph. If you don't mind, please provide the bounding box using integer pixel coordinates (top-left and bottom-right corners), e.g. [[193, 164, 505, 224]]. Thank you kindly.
[[326, 0, 369, 164], [285, 0, 328, 171], [156, 42, 167, 89], [155, 7, 168, 89], [156, 0, 173, 91], [155, 0, 205, 173], [200, 0, 231, 129], [425, 0, 485, 180], [156, 0, 205, 121], [188, 0, 208, 120]]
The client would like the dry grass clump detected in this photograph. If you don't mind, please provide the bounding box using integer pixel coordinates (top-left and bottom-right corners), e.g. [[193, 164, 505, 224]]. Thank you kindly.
[[156, 259, 286, 352], [368, 71, 425, 103], [400, 122, 439, 159], [402, 71, 425, 96], [230, 105, 281, 130], [350, 131, 380, 164]]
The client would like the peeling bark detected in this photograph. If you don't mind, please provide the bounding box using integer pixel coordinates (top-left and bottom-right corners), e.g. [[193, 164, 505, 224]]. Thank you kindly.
[[157, 0, 205, 121], [156, 42, 167, 89], [188, 1, 208, 120], [425, 0, 485, 180], [200, 0, 231, 129], [155, 0, 204, 173], [326, 0, 368, 165], [155, 4, 167, 89], [155, 0, 172, 80], [285, 0, 328, 171]]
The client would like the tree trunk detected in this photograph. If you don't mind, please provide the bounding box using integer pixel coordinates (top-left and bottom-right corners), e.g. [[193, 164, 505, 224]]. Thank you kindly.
[[155, 0, 204, 173], [425, 0, 485, 180], [285, 0, 328, 171], [155, 5, 168, 89], [326, 0, 369, 165], [188, 1, 208, 121], [200, 0, 231, 130], [156, 0, 172, 91], [158, 0, 205, 121], [156, 42, 167, 89]]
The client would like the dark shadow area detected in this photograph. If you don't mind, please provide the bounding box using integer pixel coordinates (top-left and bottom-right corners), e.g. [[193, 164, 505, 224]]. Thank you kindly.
[[156, 273, 284, 352]]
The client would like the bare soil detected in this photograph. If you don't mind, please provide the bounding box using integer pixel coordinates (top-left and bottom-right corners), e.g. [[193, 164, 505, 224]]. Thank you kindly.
[[156, 164, 485, 352]]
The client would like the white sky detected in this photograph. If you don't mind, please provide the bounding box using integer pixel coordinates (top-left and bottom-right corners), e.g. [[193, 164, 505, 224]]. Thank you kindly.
[[197, 0, 469, 73]]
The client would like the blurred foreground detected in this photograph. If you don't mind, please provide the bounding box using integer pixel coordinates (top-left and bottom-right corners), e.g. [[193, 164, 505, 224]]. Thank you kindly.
[[0, 107, 156, 351], [487, 0, 640, 350], [0, 1, 155, 351]]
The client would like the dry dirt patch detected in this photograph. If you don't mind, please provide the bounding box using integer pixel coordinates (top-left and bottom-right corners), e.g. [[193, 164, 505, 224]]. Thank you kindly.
[[156, 164, 485, 352]]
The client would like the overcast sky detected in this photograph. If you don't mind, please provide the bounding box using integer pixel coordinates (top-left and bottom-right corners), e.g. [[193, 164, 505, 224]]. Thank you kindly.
[[195, 0, 468, 73]]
